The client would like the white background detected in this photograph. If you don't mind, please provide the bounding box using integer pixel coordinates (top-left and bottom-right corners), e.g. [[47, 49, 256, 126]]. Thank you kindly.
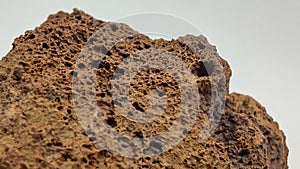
[[0, 0, 299, 168]]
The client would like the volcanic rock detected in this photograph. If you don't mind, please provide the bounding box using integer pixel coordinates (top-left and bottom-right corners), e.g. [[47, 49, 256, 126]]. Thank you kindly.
[[0, 9, 288, 169]]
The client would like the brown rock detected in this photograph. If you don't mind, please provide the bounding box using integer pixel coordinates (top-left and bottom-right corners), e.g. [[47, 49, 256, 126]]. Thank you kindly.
[[0, 9, 288, 169]]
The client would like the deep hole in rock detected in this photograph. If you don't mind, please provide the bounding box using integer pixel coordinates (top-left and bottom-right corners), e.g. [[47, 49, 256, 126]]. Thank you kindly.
[[42, 42, 49, 49], [81, 158, 87, 163], [106, 117, 117, 127], [132, 102, 145, 112], [239, 149, 250, 156]]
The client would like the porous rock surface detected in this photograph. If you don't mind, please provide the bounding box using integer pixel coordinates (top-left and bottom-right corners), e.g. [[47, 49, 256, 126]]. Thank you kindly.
[[0, 9, 288, 169]]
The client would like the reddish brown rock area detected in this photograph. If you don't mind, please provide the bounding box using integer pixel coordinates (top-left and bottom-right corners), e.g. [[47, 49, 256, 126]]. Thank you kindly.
[[0, 9, 288, 169]]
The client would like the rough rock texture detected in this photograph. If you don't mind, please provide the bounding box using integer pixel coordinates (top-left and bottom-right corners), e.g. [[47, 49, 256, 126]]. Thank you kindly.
[[0, 9, 288, 169]]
